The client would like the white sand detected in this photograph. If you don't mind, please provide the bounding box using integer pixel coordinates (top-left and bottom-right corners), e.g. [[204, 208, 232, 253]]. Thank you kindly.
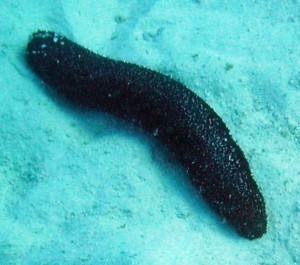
[[0, 0, 299, 264]]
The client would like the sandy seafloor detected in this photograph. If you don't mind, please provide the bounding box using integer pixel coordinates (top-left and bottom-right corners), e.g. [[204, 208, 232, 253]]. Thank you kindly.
[[0, 0, 299, 264]]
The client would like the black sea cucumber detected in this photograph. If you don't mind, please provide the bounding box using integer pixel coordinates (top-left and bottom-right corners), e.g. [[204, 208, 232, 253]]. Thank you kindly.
[[26, 30, 267, 239]]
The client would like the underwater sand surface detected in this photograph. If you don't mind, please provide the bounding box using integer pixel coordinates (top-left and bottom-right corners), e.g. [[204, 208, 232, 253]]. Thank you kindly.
[[0, 0, 299, 264]]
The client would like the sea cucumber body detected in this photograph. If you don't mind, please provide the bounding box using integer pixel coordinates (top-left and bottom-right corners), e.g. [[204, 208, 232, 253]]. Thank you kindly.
[[26, 31, 267, 239]]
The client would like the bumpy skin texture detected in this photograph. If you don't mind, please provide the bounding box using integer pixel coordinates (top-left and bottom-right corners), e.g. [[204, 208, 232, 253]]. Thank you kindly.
[[26, 31, 267, 239]]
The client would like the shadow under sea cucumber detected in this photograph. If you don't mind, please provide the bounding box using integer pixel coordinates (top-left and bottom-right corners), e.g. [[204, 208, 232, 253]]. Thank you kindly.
[[25, 30, 267, 239]]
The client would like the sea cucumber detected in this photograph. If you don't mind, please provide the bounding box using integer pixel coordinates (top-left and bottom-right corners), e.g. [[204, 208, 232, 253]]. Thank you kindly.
[[26, 30, 267, 239]]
